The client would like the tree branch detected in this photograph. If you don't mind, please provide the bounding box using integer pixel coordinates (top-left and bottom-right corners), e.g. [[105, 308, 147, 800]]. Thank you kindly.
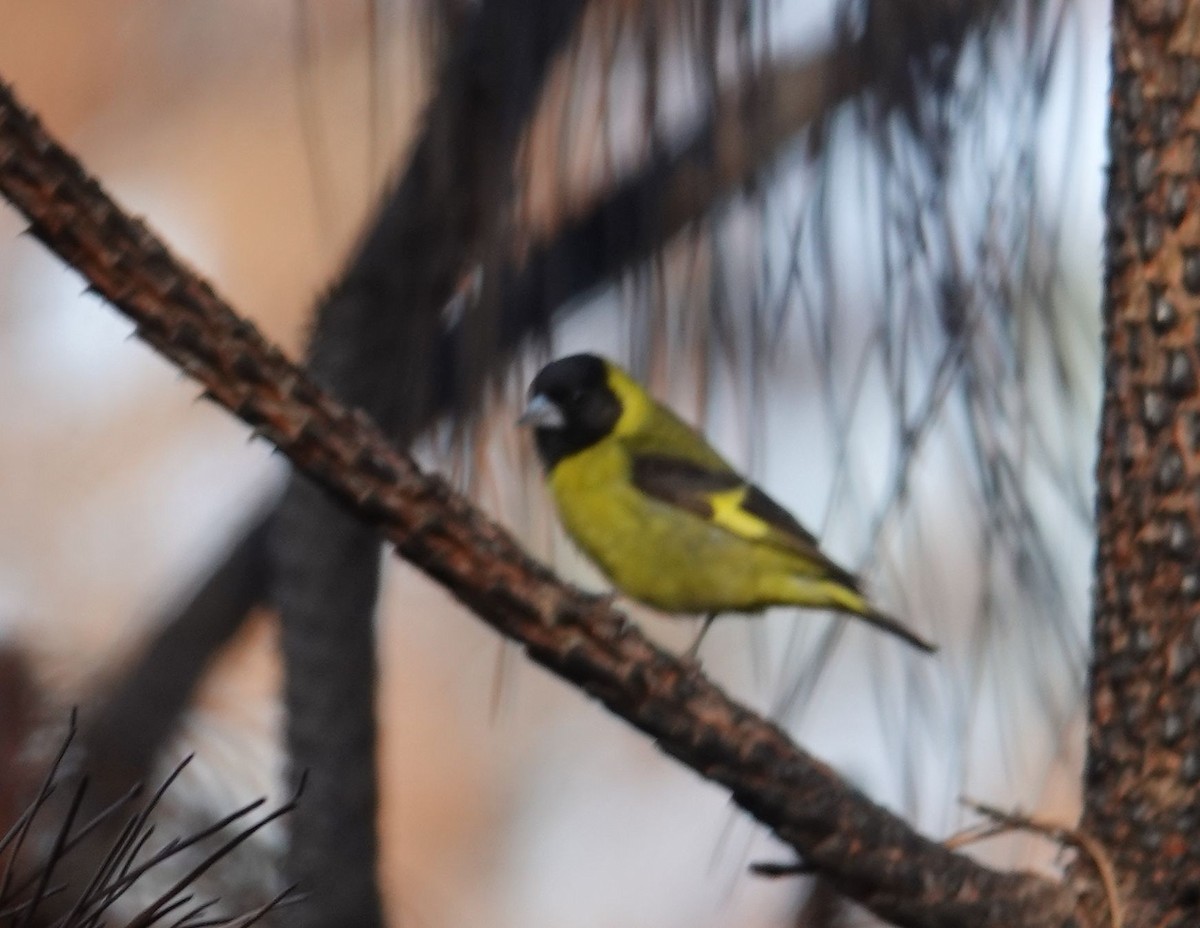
[[0, 77, 1078, 928]]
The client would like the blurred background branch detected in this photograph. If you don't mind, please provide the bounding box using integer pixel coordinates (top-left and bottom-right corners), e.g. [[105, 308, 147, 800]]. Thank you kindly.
[[271, 0, 596, 921]]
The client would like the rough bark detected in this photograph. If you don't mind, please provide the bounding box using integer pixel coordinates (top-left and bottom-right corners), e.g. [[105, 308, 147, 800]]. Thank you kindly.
[[1079, 2, 1200, 926], [0, 76, 1081, 928]]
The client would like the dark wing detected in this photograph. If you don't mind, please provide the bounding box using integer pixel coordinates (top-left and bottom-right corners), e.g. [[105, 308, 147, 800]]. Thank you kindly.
[[630, 454, 742, 517], [629, 454, 861, 590]]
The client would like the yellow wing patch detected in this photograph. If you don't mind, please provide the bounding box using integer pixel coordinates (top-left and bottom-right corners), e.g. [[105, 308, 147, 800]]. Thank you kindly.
[[707, 487, 772, 541]]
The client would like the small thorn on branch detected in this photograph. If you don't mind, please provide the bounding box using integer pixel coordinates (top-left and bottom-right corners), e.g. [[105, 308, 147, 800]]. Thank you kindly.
[[951, 796, 1122, 928], [749, 859, 816, 878]]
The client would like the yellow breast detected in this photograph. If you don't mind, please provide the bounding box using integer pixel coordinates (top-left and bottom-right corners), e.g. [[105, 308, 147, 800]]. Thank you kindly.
[[546, 440, 809, 613]]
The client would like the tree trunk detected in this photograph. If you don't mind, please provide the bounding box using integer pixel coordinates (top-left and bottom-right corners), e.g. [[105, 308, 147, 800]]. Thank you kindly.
[[1080, 1, 1200, 924]]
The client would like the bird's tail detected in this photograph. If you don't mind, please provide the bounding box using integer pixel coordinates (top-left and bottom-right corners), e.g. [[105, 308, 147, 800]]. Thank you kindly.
[[820, 582, 937, 654]]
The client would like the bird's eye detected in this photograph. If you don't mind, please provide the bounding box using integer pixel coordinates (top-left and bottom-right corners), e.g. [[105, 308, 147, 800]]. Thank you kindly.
[[569, 389, 585, 404]]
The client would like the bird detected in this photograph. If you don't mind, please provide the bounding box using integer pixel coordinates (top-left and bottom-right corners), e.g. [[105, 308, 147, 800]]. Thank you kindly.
[[519, 353, 936, 656]]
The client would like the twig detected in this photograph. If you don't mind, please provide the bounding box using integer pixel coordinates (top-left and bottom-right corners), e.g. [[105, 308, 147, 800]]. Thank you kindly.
[[957, 797, 1121, 928]]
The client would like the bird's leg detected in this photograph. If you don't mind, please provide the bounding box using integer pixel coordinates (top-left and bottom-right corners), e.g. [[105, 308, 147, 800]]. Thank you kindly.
[[683, 613, 718, 663]]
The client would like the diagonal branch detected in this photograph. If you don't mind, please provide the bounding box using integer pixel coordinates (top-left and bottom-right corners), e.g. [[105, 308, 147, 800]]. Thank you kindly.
[[0, 78, 1078, 928]]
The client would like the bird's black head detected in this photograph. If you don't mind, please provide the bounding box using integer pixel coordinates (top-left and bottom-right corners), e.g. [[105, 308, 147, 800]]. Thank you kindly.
[[521, 354, 622, 469]]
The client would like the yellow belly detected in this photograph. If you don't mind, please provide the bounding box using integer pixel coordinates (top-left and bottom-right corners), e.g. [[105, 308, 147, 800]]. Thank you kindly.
[[547, 443, 814, 614]]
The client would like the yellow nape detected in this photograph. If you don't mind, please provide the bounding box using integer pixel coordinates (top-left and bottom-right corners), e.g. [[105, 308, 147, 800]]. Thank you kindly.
[[603, 363, 654, 439]]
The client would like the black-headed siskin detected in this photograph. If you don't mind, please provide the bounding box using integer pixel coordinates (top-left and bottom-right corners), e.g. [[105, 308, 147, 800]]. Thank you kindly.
[[520, 353, 935, 654]]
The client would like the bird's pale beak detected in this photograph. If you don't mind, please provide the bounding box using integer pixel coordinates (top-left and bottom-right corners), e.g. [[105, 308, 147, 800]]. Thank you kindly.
[[519, 393, 564, 428]]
